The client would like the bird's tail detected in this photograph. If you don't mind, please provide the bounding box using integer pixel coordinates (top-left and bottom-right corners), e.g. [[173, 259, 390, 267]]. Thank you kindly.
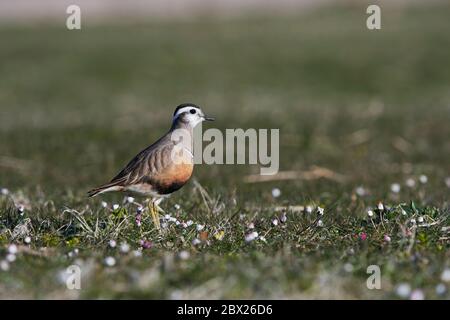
[[87, 181, 122, 198]]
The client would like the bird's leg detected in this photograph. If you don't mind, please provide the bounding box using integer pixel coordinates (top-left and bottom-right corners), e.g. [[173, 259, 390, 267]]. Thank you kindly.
[[153, 197, 166, 214], [153, 201, 161, 230], [149, 200, 161, 231], [155, 203, 165, 214]]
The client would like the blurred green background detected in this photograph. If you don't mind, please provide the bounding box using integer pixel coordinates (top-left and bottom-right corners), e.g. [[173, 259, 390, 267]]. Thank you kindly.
[[0, 3, 450, 205], [1, 0, 450, 300], [0, 1, 449, 203]]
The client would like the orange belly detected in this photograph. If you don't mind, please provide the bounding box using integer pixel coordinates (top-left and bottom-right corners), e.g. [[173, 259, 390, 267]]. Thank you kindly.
[[155, 162, 194, 194]]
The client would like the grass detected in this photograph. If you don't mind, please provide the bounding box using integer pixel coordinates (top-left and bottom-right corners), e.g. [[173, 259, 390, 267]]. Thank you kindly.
[[0, 3, 450, 299]]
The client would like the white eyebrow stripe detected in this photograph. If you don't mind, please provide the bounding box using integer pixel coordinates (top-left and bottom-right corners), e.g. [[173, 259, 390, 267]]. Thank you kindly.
[[173, 106, 195, 119]]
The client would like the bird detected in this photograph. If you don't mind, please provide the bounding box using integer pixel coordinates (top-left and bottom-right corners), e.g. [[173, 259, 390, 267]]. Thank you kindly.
[[87, 103, 214, 229]]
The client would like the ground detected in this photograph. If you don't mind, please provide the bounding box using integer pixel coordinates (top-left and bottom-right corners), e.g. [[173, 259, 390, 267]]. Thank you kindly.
[[0, 3, 449, 299]]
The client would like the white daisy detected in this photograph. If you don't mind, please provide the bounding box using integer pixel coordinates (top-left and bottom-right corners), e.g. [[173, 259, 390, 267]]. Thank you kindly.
[[245, 231, 258, 242], [120, 242, 130, 253], [104, 256, 116, 267], [271, 188, 281, 198], [179, 250, 190, 260], [390, 183, 401, 193], [0, 260, 10, 271], [8, 244, 18, 255], [419, 175, 428, 184], [396, 283, 411, 298], [108, 240, 117, 248]]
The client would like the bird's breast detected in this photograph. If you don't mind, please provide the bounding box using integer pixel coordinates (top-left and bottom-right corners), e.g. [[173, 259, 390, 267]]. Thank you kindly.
[[154, 162, 194, 194]]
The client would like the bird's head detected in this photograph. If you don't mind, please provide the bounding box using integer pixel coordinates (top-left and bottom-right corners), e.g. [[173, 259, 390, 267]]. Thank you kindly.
[[172, 103, 214, 128]]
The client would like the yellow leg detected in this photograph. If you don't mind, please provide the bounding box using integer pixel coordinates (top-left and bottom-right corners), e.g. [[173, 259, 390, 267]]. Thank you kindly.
[[148, 200, 161, 231]]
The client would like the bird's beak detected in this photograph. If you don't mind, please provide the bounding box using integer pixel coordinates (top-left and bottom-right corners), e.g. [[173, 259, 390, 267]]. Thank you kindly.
[[203, 115, 215, 121]]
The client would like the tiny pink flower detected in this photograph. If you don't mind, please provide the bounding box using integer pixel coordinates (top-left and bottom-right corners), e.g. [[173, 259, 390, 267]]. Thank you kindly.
[[140, 240, 153, 249], [135, 213, 142, 226], [359, 232, 367, 241]]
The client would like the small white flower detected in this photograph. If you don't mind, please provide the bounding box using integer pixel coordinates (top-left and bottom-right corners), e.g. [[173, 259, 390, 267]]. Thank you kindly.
[[6, 254, 16, 262], [390, 183, 401, 193], [417, 216, 424, 223], [280, 213, 287, 223], [126, 196, 134, 204], [410, 218, 416, 224], [186, 220, 193, 227], [377, 202, 384, 210], [174, 204, 181, 210], [133, 250, 142, 258], [272, 218, 279, 226], [104, 256, 116, 267], [192, 238, 201, 246], [317, 207, 324, 215], [175, 220, 180, 226], [343, 263, 353, 273], [179, 250, 190, 260], [406, 178, 416, 188], [74, 248, 79, 254], [170, 290, 183, 300], [419, 175, 428, 184], [17, 205, 25, 213], [24, 236, 31, 244], [67, 251, 74, 258], [435, 283, 446, 295], [355, 186, 366, 197], [271, 188, 281, 198], [112, 204, 120, 210], [181, 222, 188, 228], [410, 289, 425, 300], [164, 214, 171, 220], [137, 206, 143, 213], [445, 177, 450, 188], [259, 236, 267, 242], [396, 283, 411, 298], [384, 235, 391, 242], [120, 242, 130, 253], [367, 210, 374, 217], [196, 224, 204, 231], [317, 220, 324, 227], [108, 240, 117, 248], [0, 260, 10, 271], [1, 188, 9, 195], [101, 201, 108, 208], [248, 222, 255, 229], [169, 217, 177, 223], [441, 268, 450, 282], [8, 244, 18, 254], [306, 206, 313, 214], [245, 231, 258, 242], [401, 209, 407, 216]]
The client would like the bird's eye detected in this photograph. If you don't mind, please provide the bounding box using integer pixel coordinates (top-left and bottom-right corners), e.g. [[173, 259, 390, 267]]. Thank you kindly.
[[190, 109, 196, 114]]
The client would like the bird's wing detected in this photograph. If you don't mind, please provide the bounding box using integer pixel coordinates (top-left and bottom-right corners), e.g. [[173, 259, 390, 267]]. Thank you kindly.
[[109, 136, 175, 186]]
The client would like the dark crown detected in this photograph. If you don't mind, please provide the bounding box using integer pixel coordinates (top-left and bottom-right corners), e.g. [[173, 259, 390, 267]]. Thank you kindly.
[[173, 103, 200, 116]]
